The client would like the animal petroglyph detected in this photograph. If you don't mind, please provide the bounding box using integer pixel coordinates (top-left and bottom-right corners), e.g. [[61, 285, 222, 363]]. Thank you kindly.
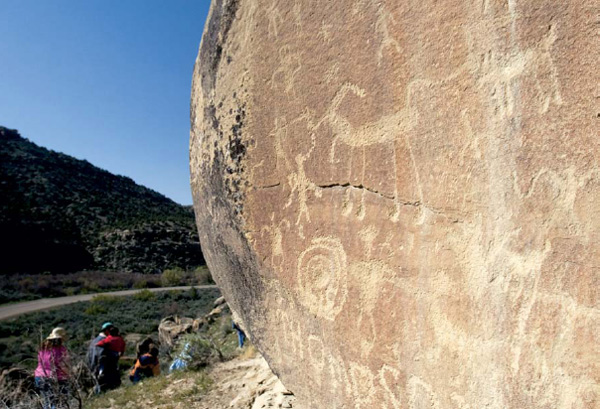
[[296, 237, 348, 320], [325, 83, 417, 161]]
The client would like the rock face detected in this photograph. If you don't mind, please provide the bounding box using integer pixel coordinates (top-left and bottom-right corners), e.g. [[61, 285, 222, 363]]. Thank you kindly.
[[190, 1, 599, 408]]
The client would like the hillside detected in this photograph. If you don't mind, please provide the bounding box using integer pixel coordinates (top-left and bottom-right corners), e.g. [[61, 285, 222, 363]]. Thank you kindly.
[[0, 126, 204, 274]]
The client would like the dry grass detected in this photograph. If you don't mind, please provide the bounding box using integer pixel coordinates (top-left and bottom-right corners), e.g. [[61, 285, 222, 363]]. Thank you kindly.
[[238, 344, 257, 360], [84, 371, 212, 409]]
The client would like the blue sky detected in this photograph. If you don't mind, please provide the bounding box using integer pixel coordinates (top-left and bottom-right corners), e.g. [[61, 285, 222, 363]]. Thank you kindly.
[[0, 1, 211, 205]]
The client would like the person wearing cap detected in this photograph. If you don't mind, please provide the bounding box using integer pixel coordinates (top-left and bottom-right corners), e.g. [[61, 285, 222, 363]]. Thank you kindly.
[[96, 326, 126, 390], [34, 327, 71, 409], [86, 322, 113, 392]]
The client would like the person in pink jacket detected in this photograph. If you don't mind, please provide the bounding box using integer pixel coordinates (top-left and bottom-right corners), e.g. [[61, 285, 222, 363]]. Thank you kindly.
[[34, 327, 71, 409]]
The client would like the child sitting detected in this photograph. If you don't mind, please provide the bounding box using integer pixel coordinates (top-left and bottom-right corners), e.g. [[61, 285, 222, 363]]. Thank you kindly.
[[130, 345, 160, 383]]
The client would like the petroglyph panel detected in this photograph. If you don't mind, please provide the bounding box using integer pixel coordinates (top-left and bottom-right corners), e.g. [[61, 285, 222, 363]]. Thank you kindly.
[[191, 0, 599, 408]]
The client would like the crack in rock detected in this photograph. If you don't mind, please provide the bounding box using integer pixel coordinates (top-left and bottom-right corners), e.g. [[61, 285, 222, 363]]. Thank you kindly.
[[316, 182, 395, 200]]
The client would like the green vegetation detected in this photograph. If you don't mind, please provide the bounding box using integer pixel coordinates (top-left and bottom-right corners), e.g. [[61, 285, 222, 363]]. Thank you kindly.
[[0, 269, 214, 304], [85, 369, 214, 409], [193, 266, 214, 285], [161, 266, 214, 288], [162, 267, 185, 286], [0, 288, 221, 370], [0, 286, 244, 409], [197, 312, 239, 361], [133, 289, 156, 301], [0, 126, 204, 275]]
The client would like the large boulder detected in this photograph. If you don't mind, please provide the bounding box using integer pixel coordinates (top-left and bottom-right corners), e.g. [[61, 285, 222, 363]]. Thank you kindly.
[[190, 1, 599, 408]]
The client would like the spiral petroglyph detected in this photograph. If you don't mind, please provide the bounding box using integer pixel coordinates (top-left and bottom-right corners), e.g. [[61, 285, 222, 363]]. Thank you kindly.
[[296, 237, 348, 320]]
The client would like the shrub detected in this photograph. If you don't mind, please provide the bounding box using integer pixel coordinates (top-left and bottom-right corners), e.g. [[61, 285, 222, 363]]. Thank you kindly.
[[84, 304, 107, 316], [193, 266, 214, 285], [132, 279, 148, 289], [163, 301, 181, 316], [90, 294, 120, 304], [185, 287, 200, 300], [133, 289, 155, 301], [162, 268, 184, 287]]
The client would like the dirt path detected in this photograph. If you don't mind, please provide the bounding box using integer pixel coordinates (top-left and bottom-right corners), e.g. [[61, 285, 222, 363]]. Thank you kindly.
[[0, 285, 218, 321]]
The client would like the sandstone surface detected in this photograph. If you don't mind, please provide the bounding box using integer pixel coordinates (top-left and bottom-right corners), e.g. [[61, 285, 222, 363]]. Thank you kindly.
[[190, 1, 599, 408]]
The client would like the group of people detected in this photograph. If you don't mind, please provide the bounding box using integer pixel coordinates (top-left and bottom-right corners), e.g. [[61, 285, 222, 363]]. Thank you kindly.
[[87, 322, 161, 390], [33, 323, 160, 408]]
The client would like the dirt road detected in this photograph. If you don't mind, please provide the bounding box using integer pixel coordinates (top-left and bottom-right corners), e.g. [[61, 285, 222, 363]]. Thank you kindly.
[[0, 285, 218, 321]]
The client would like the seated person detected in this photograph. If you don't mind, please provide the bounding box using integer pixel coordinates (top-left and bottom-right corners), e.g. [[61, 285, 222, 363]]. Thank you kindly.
[[129, 345, 160, 384], [136, 337, 155, 358]]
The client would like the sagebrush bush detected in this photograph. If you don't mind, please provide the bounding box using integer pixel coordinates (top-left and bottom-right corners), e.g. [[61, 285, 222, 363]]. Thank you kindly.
[[194, 266, 214, 285], [133, 289, 155, 301], [162, 267, 184, 286], [132, 279, 148, 289], [84, 304, 107, 316]]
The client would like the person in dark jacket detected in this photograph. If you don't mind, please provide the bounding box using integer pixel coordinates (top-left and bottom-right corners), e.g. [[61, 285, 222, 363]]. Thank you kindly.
[[87, 322, 112, 375], [87, 322, 121, 392]]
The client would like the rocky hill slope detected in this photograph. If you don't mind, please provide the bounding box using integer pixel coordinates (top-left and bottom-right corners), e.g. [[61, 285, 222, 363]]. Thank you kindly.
[[0, 126, 204, 274]]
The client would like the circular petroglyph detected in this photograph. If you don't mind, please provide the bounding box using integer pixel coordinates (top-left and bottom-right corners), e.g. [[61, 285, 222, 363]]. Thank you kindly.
[[297, 237, 348, 320]]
